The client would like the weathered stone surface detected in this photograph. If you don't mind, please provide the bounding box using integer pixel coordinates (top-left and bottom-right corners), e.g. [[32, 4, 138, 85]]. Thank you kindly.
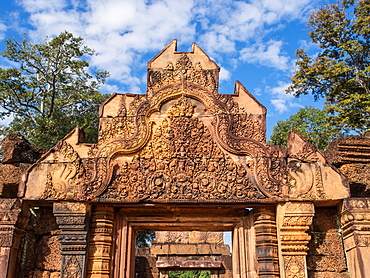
[[1, 134, 46, 164], [325, 135, 370, 197], [0, 163, 29, 197], [154, 231, 223, 244], [151, 244, 230, 256], [156, 260, 222, 268], [49, 272, 60, 278], [36, 235, 62, 271], [307, 208, 347, 276], [18, 207, 61, 278], [338, 163, 370, 196], [287, 130, 349, 201], [308, 272, 349, 278], [29, 270, 50, 278], [325, 135, 370, 165]]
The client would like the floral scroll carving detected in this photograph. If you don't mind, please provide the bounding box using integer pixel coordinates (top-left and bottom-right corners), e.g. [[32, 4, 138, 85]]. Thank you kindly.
[[99, 97, 267, 202], [22, 40, 349, 205]]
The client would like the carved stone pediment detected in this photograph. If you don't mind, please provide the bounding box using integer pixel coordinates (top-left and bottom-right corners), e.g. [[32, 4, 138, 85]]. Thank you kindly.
[[20, 40, 349, 204], [286, 130, 349, 201]]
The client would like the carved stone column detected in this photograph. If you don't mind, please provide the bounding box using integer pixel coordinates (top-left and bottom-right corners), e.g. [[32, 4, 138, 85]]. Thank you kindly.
[[0, 198, 27, 278], [253, 207, 279, 277], [53, 202, 90, 278], [277, 202, 314, 278], [340, 198, 370, 277], [86, 205, 114, 278]]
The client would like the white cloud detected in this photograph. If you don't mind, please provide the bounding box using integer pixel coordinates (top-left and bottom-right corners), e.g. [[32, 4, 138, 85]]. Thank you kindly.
[[0, 23, 6, 41], [20, 0, 68, 13], [219, 66, 231, 81], [5, 0, 318, 93], [269, 81, 301, 113], [240, 40, 290, 70]]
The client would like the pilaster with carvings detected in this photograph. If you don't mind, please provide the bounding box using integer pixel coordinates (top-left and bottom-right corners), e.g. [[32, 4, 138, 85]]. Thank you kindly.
[[277, 202, 315, 278], [86, 206, 114, 278], [340, 198, 370, 277], [0, 198, 28, 278], [53, 202, 90, 278], [253, 207, 279, 277]]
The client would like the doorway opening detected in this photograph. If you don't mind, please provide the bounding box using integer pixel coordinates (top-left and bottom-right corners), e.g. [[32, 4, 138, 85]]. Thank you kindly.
[[113, 205, 258, 278], [135, 230, 231, 278]]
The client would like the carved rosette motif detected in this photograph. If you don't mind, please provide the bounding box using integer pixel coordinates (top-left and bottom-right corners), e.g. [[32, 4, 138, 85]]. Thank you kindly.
[[99, 97, 267, 202], [278, 202, 314, 278], [53, 202, 89, 278]]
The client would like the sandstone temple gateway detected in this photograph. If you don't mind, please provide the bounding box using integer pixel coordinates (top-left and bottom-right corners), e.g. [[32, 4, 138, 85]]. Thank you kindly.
[[1, 40, 370, 278]]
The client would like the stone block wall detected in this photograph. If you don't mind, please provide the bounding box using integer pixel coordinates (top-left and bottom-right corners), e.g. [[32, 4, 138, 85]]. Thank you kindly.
[[0, 134, 58, 278], [306, 208, 348, 278], [19, 207, 61, 278]]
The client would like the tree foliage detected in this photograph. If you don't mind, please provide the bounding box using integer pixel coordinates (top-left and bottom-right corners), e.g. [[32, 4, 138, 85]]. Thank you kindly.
[[0, 31, 109, 148], [268, 106, 342, 151], [287, 0, 370, 134], [136, 231, 155, 248]]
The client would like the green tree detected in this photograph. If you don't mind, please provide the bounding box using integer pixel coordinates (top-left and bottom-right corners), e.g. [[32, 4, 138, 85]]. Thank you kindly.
[[268, 106, 341, 151], [0, 31, 109, 148], [287, 0, 370, 134], [136, 231, 155, 248]]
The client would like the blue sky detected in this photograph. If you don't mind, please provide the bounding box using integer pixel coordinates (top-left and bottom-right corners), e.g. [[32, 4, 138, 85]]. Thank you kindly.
[[0, 0, 329, 138]]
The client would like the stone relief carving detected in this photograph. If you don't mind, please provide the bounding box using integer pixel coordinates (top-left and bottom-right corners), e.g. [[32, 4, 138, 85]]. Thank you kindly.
[[283, 255, 306, 278], [62, 255, 84, 278], [53, 202, 89, 278], [148, 53, 218, 94], [21, 40, 349, 204], [42, 141, 84, 200], [286, 130, 349, 201], [98, 97, 266, 202], [35, 88, 287, 202], [288, 161, 325, 200]]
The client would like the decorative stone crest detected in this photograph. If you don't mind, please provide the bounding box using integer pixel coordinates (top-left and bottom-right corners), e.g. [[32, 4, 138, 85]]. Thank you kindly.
[[20, 40, 349, 206]]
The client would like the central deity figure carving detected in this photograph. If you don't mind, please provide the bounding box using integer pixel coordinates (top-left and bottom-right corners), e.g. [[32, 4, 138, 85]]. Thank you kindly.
[[101, 97, 264, 202]]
